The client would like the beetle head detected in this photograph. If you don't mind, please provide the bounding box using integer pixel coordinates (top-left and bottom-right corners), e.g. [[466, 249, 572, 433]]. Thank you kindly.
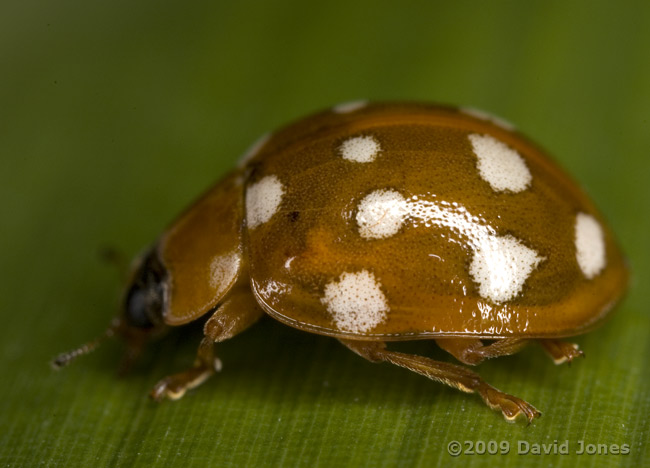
[[122, 248, 166, 331], [52, 247, 169, 373]]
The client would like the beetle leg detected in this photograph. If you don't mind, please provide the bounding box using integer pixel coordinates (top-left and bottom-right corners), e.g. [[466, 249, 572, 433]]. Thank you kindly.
[[149, 337, 216, 401], [538, 339, 584, 364], [340, 339, 540, 423], [435, 338, 529, 365], [150, 287, 264, 402]]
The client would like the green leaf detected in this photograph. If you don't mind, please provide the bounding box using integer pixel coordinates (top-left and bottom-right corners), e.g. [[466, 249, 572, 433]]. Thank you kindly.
[[1, 1, 648, 467]]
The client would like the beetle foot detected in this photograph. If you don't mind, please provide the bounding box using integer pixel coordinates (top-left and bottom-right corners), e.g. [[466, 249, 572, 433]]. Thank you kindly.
[[149, 366, 214, 402], [480, 386, 541, 423]]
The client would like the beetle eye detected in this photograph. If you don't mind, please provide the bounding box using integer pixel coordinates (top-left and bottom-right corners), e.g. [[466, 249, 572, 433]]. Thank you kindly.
[[124, 286, 156, 328], [123, 250, 166, 329]]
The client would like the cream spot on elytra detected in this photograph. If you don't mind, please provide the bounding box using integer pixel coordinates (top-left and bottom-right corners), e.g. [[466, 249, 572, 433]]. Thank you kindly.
[[460, 107, 515, 131], [339, 135, 381, 163], [321, 270, 389, 333], [356, 189, 407, 239], [575, 212, 606, 279], [468, 235, 545, 303], [238, 132, 271, 168], [333, 100, 368, 114], [246, 175, 284, 228], [468, 133, 532, 192]]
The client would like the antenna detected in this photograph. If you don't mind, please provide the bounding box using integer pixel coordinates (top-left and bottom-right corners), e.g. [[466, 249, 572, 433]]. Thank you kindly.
[[50, 320, 118, 369]]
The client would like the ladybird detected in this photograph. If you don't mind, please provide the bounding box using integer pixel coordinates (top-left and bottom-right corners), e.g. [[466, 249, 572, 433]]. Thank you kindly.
[[53, 101, 628, 422]]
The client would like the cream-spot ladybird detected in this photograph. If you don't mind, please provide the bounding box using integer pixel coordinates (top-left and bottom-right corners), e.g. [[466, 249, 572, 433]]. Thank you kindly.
[[53, 102, 629, 423]]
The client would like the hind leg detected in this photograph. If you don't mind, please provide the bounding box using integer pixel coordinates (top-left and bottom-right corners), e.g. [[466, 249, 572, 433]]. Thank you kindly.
[[435, 337, 529, 365], [150, 287, 263, 401], [340, 339, 540, 422]]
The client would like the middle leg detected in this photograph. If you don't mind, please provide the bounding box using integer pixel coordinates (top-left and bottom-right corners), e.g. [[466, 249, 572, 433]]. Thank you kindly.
[[340, 339, 540, 422]]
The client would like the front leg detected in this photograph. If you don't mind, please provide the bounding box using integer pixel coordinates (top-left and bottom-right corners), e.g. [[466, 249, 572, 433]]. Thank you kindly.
[[150, 287, 264, 401]]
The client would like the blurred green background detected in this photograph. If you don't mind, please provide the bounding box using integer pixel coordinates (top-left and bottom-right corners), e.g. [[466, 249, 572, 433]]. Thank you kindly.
[[1, 1, 648, 467]]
